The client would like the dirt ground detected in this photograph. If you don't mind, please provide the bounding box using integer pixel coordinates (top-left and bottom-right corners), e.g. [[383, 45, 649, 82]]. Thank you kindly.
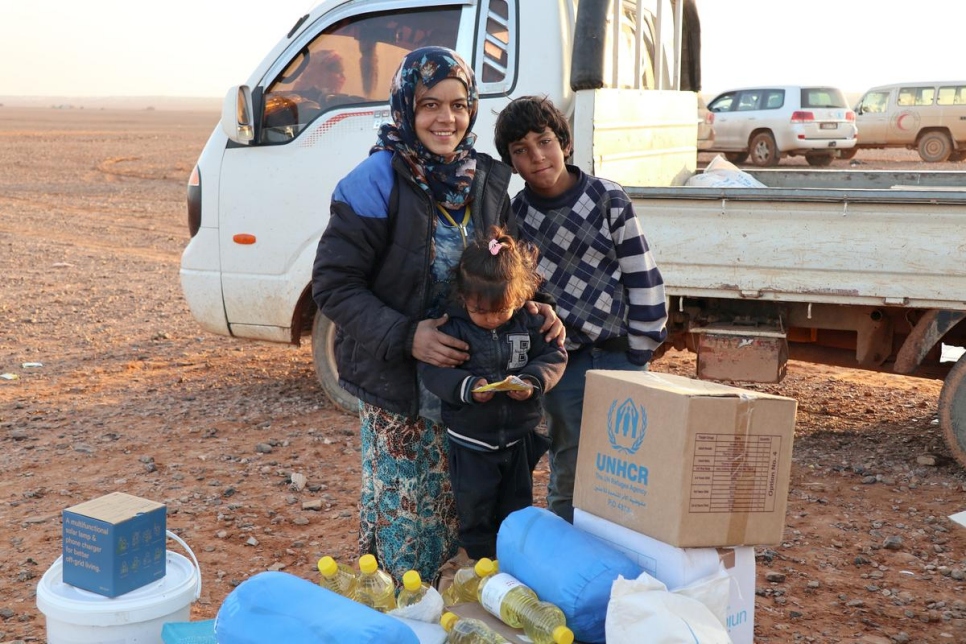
[[1, 106, 965, 643]]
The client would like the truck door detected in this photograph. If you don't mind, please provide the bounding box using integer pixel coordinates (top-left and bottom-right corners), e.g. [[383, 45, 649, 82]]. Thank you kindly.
[[217, 5, 465, 333]]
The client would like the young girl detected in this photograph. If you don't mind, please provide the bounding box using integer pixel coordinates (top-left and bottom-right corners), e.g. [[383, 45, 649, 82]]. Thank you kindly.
[[419, 227, 567, 559], [312, 48, 563, 583]]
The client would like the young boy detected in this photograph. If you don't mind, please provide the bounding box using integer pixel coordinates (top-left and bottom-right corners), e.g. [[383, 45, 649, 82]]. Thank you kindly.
[[494, 96, 668, 523]]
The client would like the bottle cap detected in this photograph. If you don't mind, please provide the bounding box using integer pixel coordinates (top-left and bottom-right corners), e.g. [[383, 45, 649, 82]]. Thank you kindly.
[[359, 553, 378, 574], [553, 625, 575, 644], [440, 611, 458, 631], [317, 556, 337, 577], [475, 557, 496, 577], [402, 570, 422, 591]]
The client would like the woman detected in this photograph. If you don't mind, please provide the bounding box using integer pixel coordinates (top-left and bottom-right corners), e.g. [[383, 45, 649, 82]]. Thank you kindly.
[[311, 46, 561, 583]]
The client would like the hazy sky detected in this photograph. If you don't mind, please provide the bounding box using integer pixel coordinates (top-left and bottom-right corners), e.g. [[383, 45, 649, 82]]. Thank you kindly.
[[1, 1, 963, 98]]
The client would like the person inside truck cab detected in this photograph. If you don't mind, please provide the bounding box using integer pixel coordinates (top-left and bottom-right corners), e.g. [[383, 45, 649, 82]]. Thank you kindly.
[[311, 47, 563, 584], [292, 49, 347, 105]]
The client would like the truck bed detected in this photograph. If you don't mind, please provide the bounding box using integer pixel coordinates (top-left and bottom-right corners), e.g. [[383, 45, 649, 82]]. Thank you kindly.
[[628, 170, 966, 310]]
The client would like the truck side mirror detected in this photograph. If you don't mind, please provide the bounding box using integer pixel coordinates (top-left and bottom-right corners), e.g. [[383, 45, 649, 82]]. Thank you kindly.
[[222, 85, 255, 144]]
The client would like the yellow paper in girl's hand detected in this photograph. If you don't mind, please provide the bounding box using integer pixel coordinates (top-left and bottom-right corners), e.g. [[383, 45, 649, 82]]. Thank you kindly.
[[472, 375, 533, 393]]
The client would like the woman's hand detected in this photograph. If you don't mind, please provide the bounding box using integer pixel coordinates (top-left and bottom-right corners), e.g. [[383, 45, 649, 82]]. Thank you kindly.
[[412, 315, 469, 367], [526, 301, 566, 347]]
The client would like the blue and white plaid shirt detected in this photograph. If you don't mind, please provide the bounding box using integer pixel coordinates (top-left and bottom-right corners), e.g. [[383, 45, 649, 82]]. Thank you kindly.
[[513, 166, 667, 364]]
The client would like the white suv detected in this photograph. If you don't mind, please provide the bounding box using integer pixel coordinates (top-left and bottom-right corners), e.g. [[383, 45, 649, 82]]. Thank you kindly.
[[705, 85, 857, 167]]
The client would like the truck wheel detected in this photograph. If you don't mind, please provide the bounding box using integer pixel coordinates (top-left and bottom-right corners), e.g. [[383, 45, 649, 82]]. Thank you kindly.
[[311, 312, 359, 415], [805, 154, 835, 167], [939, 354, 966, 468], [749, 132, 780, 167], [725, 152, 748, 164], [838, 148, 858, 160], [918, 131, 952, 162]]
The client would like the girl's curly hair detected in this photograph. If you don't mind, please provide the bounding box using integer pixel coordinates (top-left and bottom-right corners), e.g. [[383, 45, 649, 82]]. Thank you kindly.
[[454, 225, 543, 312]]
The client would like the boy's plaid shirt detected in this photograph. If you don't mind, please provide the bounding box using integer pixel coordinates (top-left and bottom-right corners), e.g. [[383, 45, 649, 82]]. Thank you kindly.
[[513, 168, 667, 363]]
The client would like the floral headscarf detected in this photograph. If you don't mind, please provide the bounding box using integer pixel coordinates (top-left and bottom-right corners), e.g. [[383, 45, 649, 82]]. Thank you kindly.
[[371, 46, 478, 210]]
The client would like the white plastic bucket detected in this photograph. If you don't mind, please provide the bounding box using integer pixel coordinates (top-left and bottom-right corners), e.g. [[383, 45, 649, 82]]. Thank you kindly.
[[37, 531, 201, 644]]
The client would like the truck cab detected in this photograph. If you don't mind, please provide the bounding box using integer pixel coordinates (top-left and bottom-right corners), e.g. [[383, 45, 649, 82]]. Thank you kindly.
[[180, 0, 702, 411]]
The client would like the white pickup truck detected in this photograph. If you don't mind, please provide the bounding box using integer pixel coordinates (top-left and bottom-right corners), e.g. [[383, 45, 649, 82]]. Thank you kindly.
[[180, 0, 702, 406], [179, 0, 966, 467]]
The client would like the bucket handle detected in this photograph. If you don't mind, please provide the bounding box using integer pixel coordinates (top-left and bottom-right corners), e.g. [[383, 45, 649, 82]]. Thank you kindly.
[[167, 530, 202, 600]]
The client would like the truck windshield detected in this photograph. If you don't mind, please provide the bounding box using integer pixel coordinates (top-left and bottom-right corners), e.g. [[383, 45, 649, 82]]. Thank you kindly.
[[261, 7, 461, 143]]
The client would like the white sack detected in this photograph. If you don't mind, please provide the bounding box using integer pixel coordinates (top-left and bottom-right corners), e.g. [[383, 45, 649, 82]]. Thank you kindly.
[[605, 571, 733, 644], [686, 154, 767, 188]]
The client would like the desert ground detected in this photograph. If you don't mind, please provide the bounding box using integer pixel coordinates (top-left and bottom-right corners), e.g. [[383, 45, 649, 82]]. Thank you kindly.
[[1, 106, 965, 643]]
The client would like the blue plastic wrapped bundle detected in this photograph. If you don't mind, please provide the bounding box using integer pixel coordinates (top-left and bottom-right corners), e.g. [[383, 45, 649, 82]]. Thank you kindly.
[[496, 506, 644, 644], [214, 571, 419, 644]]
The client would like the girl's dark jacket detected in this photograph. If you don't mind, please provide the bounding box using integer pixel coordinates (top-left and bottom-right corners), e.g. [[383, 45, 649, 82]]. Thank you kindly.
[[311, 150, 516, 418], [419, 306, 567, 449]]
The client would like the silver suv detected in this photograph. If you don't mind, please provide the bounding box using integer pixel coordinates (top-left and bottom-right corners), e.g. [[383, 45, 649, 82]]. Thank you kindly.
[[705, 85, 857, 167]]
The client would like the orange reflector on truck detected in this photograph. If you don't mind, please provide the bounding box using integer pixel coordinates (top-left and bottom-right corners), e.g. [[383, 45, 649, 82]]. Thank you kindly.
[[233, 234, 256, 245]]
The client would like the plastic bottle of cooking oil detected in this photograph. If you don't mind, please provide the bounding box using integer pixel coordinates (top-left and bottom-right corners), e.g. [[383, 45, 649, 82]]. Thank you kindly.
[[395, 569, 430, 608], [440, 611, 510, 644], [477, 572, 574, 644], [441, 557, 497, 606], [352, 554, 396, 612], [316, 556, 357, 598]]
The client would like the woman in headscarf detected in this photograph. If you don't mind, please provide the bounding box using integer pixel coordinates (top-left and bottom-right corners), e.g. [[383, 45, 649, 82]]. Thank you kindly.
[[312, 47, 562, 583]]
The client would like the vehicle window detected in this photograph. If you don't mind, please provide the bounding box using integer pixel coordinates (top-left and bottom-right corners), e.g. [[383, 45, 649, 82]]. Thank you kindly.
[[763, 90, 784, 110], [802, 87, 847, 109], [858, 91, 889, 114], [736, 91, 762, 111], [260, 7, 461, 143], [478, 0, 514, 87], [937, 85, 966, 106], [708, 93, 736, 112], [909, 87, 935, 106], [897, 88, 915, 106]]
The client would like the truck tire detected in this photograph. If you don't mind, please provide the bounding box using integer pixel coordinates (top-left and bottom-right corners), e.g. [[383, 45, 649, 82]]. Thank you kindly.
[[749, 132, 780, 167], [918, 131, 952, 162], [939, 354, 966, 468], [725, 152, 748, 164], [838, 148, 858, 160], [311, 312, 359, 415]]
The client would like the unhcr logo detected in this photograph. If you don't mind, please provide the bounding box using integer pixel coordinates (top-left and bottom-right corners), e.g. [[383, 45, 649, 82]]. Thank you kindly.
[[606, 398, 647, 455]]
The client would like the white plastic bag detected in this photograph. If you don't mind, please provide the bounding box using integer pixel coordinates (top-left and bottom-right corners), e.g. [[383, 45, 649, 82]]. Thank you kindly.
[[672, 568, 731, 630], [686, 154, 767, 188], [389, 586, 445, 624], [605, 571, 733, 644]]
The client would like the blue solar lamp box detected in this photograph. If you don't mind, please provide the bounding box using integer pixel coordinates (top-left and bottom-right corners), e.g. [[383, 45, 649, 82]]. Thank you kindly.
[[62, 492, 167, 597]]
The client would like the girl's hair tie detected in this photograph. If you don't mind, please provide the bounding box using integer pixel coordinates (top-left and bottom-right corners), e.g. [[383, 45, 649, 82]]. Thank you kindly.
[[488, 239, 502, 256]]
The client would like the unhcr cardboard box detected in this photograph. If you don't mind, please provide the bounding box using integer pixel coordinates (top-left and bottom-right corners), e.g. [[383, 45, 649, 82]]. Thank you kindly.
[[573, 371, 796, 547], [62, 492, 166, 597], [574, 508, 755, 644]]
